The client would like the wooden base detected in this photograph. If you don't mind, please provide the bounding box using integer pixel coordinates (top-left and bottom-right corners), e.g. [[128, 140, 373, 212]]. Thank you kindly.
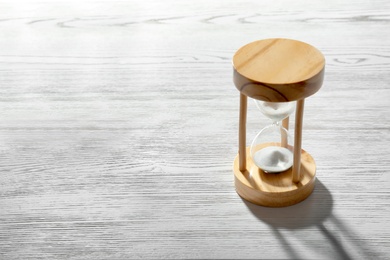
[[233, 146, 316, 207]]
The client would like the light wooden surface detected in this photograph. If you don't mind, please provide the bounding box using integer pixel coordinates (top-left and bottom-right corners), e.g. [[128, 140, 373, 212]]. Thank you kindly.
[[293, 99, 305, 183], [0, 0, 389, 259], [233, 38, 325, 102], [233, 39, 325, 84], [239, 93, 248, 172], [281, 116, 289, 148]]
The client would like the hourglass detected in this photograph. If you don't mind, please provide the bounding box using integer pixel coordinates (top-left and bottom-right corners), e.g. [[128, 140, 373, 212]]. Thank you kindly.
[[232, 38, 325, 207], [250, 101, 295, 173]]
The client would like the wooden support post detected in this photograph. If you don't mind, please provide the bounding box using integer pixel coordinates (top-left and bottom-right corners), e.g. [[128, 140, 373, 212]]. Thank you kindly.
[[239, 93, 247, 172], [281, 116, 289, 148], [293, 99, 305, 183]]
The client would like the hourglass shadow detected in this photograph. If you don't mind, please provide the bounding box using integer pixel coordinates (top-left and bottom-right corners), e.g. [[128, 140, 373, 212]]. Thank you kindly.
[[242, 181, 381, 259], [243, 180, 333, 229]]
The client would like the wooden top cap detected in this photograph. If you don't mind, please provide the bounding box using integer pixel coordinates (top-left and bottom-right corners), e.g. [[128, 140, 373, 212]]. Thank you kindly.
[[233, 38, 325, 102]]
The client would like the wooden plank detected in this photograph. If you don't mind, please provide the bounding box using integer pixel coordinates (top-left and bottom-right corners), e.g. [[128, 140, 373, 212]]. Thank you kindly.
[[0, 0, 389, 259]]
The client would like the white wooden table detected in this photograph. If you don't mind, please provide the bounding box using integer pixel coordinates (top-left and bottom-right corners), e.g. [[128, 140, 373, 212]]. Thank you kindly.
[[0, 0, 389, 259]]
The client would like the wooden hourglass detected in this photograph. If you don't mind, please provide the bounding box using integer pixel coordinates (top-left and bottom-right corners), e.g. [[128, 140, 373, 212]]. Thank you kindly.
[[250, 100, 295, 173], [232, 38, 325, 207]]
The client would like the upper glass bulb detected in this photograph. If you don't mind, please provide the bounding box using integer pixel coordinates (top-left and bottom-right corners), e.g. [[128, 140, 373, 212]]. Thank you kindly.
[[255, 101, 295, 122]]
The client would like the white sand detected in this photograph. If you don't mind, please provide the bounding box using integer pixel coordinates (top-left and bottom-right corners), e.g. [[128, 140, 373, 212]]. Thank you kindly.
[[252, 146, 293, 173], [256, 101, 295, 122]]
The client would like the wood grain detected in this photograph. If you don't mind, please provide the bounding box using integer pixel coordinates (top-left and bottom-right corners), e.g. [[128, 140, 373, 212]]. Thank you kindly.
[[233, 38, 325, 102], [281, 116, 289, 148], [292, 99, 305, 183], [233, 39, 324, 83], [238, 93, 247, 172], [0, 0, 389, 259]]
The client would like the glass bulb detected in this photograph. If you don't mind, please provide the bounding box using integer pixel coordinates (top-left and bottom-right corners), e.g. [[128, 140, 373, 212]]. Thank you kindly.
[[255, 101, 295, 122], [250, 100, 295, 173], [250, 124, 293, 172]]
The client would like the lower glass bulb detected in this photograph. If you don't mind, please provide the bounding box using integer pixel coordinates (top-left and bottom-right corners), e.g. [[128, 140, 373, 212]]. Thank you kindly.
[[250, 124, 293, 173]]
